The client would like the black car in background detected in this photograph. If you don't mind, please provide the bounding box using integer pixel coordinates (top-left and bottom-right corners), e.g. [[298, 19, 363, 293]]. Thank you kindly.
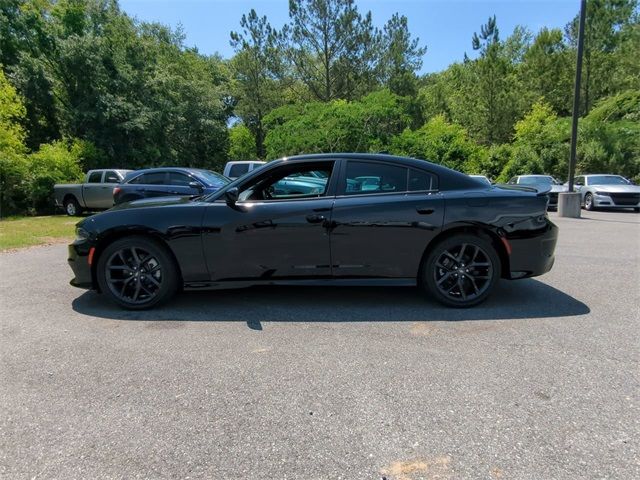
[[113, 167, 229, 205], [69, 153, 558, 310]]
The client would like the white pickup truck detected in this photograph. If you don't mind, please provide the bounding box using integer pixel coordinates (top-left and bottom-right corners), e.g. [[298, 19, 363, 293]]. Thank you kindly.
[[54, 169, 132, 216], [223, 161, 266, 179]]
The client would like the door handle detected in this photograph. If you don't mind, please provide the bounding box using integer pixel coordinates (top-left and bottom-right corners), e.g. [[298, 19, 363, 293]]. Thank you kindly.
[[306, 214, 326, 223], [416, 207, 435, 215]]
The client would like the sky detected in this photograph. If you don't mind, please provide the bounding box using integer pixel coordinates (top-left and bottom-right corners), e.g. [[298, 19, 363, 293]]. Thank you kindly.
[[119, 0, 581, 73]]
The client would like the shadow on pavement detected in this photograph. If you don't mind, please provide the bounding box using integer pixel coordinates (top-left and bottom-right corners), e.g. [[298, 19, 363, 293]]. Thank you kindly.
[[72, 278, 589, 327]]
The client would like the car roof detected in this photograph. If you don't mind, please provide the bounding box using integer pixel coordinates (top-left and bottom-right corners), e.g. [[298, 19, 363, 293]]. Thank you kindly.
[[518, 174, 553, 178], [227, 161, 266, 164]]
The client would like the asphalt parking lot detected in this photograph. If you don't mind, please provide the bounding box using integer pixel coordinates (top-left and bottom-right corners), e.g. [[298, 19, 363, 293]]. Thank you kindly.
[[1, 210, 638, 479]]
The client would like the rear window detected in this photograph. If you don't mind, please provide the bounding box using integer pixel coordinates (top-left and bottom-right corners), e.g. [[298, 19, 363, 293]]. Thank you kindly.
[[229, 164, 250, 178], [409, 169, 437, 191], [87, 171, 102, 183], [344, 161, 408, 195], [167, 172, 193, 186]]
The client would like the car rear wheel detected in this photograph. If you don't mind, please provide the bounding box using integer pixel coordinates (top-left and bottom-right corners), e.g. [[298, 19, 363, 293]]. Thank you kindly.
[[421, 234, 501, 308], [96, 236, 178, 310], [64, 197, 82, 216], [584, 193, 595, 211]]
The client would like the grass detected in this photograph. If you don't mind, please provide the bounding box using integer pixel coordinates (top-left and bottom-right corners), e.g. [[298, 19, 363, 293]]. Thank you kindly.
[[0, 215, 78, 251]]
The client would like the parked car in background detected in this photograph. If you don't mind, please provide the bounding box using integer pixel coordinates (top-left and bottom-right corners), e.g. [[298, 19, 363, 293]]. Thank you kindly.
[[507, 175, 567, 209], [223, 161, 266, 179], [113, 168, 229, 205], [68, 153, 557, 310], [569, 174, 640, 212], [469, 174, 492, 185], [55, 169, 132, 216]]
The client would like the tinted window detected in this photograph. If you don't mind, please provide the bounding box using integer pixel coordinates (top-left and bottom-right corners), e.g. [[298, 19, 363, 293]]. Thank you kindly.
[[409, 169, 436, 191], [344, 161, 408, 195], [229, 164, 250, 178], [238, 162, 334, 202], [131, 172, 166, 185], [87, 171, 102, 183], [104, 171, 120, 183], [167, 172, 193, 186]]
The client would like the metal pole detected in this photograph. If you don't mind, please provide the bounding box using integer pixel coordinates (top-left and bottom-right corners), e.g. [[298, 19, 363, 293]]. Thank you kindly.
[[568, 0, 587, 192]]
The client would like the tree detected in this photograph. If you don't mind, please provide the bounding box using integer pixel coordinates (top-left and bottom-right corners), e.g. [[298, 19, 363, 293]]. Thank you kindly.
[[228, 124, 257, 160], [230, 9, 285, 158], [376, 13, 426, 96], [285, 0, 377, 101], [565, 0, 638, 114]]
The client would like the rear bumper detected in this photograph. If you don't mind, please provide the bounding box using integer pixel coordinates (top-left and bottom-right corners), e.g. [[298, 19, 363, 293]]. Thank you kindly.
[[68, 240, 94, 289], [506, 219, 558, 279]]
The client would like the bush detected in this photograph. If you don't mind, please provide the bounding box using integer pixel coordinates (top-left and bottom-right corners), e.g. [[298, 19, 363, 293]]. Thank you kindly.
[[228, 124, 256, 160], [25, 140, 86, 213]]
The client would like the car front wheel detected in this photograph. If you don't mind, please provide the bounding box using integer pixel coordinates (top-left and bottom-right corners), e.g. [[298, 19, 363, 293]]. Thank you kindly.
[[96, 236, 178, 309], [421, 234, 501, 308], [584, 193, 595, 211]]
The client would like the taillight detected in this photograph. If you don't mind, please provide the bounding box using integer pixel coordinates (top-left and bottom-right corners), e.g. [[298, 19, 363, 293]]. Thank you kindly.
[[113, 187, 121, 195]]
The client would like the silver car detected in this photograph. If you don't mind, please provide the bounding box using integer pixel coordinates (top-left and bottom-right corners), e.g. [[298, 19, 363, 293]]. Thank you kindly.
[[570, 174, 640, 212], [507, 175, 567, 209]]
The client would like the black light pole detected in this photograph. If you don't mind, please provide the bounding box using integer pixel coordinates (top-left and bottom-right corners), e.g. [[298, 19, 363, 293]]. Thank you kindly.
[[568, 0, 587, 193]]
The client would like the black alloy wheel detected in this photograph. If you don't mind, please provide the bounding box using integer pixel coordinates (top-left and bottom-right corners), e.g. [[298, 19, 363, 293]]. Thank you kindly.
[[422, 234, 500, 308], [97, 236, 178, 309]]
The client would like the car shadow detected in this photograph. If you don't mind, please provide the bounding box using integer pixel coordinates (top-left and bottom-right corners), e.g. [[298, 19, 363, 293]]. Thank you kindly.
[[71, 279, 589, 328]]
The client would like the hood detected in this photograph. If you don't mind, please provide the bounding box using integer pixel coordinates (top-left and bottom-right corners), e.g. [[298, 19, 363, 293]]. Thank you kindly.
[[590, 184, 640, 193]]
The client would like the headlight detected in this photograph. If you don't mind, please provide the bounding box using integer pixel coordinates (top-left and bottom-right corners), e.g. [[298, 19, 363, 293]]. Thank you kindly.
[[594, 191, 609, 196], [75, 226, 90, 240]]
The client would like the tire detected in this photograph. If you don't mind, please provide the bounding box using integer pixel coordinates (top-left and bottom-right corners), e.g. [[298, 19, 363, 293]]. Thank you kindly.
[[64, 197, 82, 216], [584, 193, 595, 211], [96, 236, 179, 310], [421, 234, 501, 308]]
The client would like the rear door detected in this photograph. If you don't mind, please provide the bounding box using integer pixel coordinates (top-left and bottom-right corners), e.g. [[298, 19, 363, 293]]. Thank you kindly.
[[128, 172, 169, 199], [330, 160, 444, 279], [82, 171, 106, 208]]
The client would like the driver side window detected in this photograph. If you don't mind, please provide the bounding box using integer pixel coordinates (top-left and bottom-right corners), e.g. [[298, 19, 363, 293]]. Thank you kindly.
[[238, 161, 335, 202]]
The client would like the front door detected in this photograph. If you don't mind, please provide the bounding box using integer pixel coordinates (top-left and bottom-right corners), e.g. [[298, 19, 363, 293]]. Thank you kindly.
[[202, 160, 337, 281], [330, 160, 444, 279]]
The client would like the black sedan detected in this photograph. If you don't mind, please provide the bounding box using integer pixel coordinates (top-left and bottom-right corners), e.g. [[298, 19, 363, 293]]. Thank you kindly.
[[113, 167, 229, 205], [69, 154, 558, 309]]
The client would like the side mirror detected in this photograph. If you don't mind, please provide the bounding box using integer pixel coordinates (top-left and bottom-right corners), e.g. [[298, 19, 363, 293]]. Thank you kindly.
[[225, 187, 239, 205], [189, 181, 204, 192]]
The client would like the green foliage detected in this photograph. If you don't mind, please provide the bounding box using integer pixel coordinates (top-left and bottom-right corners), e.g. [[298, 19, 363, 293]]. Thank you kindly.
[[26, 139, 85, 212], [229, 124, 257, 160], [264, 89, 411, 158], [390, 115, 485, 172]]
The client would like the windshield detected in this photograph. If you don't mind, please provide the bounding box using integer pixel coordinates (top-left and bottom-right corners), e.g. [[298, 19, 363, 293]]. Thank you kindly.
[[587, 175, 629, 185], [197, 170, 230, 187], [519, 176, 560, 186]]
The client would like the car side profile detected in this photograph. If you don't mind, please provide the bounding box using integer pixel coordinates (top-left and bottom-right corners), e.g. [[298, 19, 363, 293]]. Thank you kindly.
[[69, 154, 558, 309], [113, 167, 229, 205], [570, 174, 640, 212]]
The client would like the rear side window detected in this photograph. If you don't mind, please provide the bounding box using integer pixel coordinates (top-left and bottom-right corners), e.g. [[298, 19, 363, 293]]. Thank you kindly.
[[104, 171, 120, 183], [167, 172, 193, 186], [343, 161, 408, 195], [130, 172, 166, 185], [229, 164, 250, 177], [87, 171, 103, 183], [409, 169, 437, 191]]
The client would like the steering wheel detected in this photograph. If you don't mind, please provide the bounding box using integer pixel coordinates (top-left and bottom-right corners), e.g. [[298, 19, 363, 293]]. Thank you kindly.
[[263, 185, 275, 200]]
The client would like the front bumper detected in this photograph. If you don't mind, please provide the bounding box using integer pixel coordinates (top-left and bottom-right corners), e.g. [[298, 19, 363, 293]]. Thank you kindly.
[[68, 240, 94, 289], [592, 193, 640, 209], [505, 219, 558, 279]]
